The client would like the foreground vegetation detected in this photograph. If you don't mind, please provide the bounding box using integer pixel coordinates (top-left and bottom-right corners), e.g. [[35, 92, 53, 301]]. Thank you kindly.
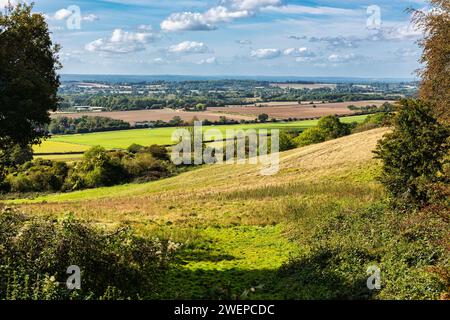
[[4, 124, 448, 299]]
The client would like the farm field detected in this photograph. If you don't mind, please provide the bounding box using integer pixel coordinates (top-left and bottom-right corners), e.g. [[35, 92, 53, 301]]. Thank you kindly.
[[52, 108, 255, 124], [9, 128, 389, 299], [270, 83, 337, 89], [51, 100, 388, 125], [34, 115, 368, 154], [215, 100, 392, 119]]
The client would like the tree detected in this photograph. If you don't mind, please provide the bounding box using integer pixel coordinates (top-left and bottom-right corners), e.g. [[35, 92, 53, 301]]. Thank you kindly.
[[374, 99, 449, 208], [294, 127, 325, 147], [412, 0, 450, 124], [0, 4, 60, 150], [317, 115, 351, 139], [258, 113, 269, 123]]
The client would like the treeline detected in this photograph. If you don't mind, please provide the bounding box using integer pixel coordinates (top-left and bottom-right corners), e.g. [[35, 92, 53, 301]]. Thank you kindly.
[[347, 102, 395, 114], [58, 89, 403, 112], [49, 116, 131, 134], [1, 144, 176, 193], [60, 94, 227, 111], [278, 113, 391, 151]]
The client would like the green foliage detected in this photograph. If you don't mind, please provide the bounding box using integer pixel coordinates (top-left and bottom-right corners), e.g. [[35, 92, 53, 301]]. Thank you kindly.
[[145, 145, 170, 161], [294, 127, 326, 147], [374, 99, 449, 208], [258, 113, 269, 123], [353, 112, 392, 133], [281, 201, 448, 299], [278, 131, 297, 151], [317, 115, 352, 139], [0, 144, 33, 168], [5, 159, 68, 193], [0, 208, 177, 299], [48, 116, 131, 134], [0, 3, 60, 149], [66, 146, 128, 190], [122, 153, 170, 182], [294, 115, 352, 147]]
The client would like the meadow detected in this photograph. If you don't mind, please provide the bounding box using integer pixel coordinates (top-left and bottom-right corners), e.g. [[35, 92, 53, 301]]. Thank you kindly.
[[7, 127, 447, 299], [8, 128, 392, 299], [34, 115, 368, 157]]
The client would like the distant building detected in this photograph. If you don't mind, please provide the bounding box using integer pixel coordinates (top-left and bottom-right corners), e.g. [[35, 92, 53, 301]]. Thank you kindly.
[[74, 106, 104, 112]]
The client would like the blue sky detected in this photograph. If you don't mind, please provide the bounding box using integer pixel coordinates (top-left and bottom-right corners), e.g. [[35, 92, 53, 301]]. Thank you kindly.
[[5, 0, 428, 78]]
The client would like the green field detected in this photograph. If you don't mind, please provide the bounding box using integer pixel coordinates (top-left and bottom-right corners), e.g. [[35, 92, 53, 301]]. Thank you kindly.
[[34, 115, 368, 155], [9, 128, 388, 298]]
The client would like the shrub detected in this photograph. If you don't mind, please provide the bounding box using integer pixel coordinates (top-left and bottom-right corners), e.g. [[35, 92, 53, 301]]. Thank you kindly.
[[122, 153, 170, 182], [353, 113, 392, 133], [6, 159, 69, 193], [374, 99, 449, 209], [294, 127, 326, 147], [145, 144, 170, 161], [278, 131, 298, 151], [65, 146, 128, 190], [317, 115, 351, 139], [0, 208, 178, 300], [294, 115, 352, 147]]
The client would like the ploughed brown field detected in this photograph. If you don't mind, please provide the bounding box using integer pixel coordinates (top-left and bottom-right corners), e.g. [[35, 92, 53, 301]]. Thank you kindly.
[[52, 100, 393, 124], [52, 108, 255, 124], [212, 100, 393, 120]]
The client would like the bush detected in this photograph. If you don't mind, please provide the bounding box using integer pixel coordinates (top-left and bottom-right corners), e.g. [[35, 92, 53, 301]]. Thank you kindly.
[[294, 127, 326, 147], [278, 131, 298, 151], [145, 144, 170, 161], [65, 146, 128, 190], [353, 113, 392, 133], [374, 99, 449, 209], [294, 115, 352, 147], [0, 208, 178, 300], [6, 159, 68, 193], [122, 153, 171, 182]]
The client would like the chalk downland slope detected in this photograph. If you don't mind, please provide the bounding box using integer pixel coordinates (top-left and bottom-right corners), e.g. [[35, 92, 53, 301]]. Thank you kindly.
[[8, 128, 390, 299], [13, 127, 389, 223]]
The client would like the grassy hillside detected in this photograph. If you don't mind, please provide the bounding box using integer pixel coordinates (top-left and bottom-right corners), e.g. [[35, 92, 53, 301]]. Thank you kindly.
[[7, 128, 399, 299]]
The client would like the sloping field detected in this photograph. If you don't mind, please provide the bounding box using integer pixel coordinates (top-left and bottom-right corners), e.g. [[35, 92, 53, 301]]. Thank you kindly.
[[16, 127, 387, 210], [214, 100, 391, 119], [10, 128, 389, 299], [33, 140, 90, 154]]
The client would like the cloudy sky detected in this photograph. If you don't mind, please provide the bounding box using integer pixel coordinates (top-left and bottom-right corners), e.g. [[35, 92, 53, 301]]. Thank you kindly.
[[3, 0, 429, 78]]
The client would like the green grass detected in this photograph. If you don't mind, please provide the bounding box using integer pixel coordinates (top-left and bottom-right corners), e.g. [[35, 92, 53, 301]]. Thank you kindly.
[[14, 128, 429, 300], [37, 115, 368, 153]]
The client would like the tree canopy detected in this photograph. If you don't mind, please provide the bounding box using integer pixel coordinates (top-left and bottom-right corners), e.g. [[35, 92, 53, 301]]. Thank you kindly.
[[0, 3, 60, 150], [413, 0, 450, 124]]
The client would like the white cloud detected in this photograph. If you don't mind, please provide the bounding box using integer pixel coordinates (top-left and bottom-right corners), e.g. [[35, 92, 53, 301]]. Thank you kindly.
[[82, 14, 99, 22], [250, 48, 281, 59], [85, 28, 157, 54], [198, 57, 217, 64], [327, 53, 365, 63], [228, 0, 281, 11], [160, 0, 281, 31], [262, 5, 360, 16], [168, 41, 209, 54], [54, 8, 72, 20], [236, 39, 252, 45], [161, 6, 250, 31], [283, 47, 308, 57], [376, 24, 423, 40], [52, 9, 99, 22], [0, 0, 22, 9], [153, 57, 169, 64]]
